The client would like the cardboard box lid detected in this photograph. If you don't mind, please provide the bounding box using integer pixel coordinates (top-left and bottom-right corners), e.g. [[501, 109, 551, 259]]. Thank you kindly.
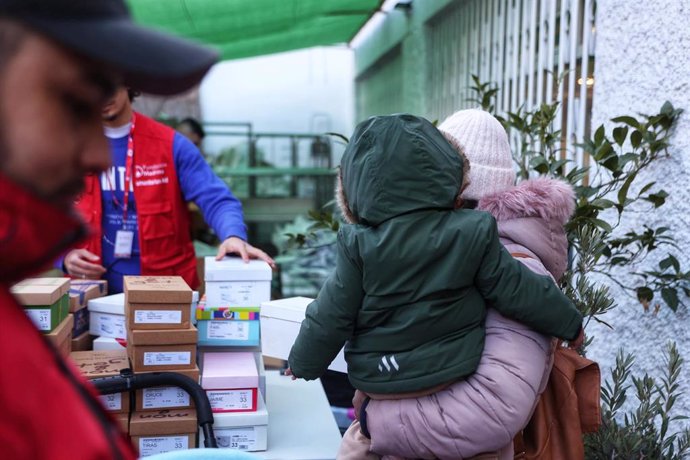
[[260, 296, 313, 323], [11, 277, 70, 305], [204, 257, 272, 282], [88, 293, 125, 315], [128, 325, 198, 346], [70, 349, 130, 378], [212, 392, 268, 427], [124, 276, 192, 304], [201, 352, 258, 390], [46, 314, 74, 343], [70, 279, 108, 311], [129, 409, 198, 436]]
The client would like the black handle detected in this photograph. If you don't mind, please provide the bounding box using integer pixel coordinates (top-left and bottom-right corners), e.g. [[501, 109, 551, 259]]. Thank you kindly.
[[91, 370, 218, 448]]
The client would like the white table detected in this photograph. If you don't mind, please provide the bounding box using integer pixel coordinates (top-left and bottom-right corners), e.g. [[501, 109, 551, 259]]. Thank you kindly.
[[254, 371, 342, 460]]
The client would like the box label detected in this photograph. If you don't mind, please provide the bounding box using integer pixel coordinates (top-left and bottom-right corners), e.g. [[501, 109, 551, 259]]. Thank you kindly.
[[138, 436, 188, 457], [91, 313, 126, 339], [144, 352, 191, 366], [207, 321, 249, 340], [215, 427, 256, 450], [134, 310, 182, 324], [207, 389, 254, 412], [142, 387, 190, 409], [25, 309, 51, 331], [214, 283, 260, 305], [99, 393, 122, 411]]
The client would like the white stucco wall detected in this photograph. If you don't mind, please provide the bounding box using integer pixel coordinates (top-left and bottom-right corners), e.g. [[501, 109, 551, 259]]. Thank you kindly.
[[589, 0, 690, 430]]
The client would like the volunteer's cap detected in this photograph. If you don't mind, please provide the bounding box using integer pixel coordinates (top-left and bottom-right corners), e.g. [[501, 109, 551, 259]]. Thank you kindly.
[[0, 0, 219, 95]]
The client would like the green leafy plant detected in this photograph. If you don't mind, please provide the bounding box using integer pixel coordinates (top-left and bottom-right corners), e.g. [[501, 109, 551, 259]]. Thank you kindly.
[[583, 343, 690, 458]]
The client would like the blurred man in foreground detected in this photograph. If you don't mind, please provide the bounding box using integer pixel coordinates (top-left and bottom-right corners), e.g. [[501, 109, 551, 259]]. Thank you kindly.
[[0, 0, 217, 457]]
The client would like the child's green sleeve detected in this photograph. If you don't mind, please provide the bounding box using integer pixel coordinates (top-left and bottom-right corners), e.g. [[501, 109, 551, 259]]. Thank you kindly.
[[288, 228, 363, 380]]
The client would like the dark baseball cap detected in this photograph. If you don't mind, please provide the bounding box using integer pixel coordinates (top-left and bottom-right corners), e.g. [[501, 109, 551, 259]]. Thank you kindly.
[[0, 0, 219, 95]]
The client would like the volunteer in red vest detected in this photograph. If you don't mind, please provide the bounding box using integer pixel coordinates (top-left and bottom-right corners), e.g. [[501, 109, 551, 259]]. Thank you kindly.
[[0, 0, 218, 457], [61, 85, 275, 294]]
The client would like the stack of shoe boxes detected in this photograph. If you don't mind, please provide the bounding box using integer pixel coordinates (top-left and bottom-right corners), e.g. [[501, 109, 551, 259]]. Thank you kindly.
[[197, 257, 271, 452], [124, 276, 199, 457]]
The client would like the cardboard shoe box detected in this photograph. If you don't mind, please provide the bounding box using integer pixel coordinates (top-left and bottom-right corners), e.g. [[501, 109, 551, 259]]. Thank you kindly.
[[261, 296, 347, 373], [199, 393, 268, 452], [135, 367, 200, 412], [70, 279, 107, 337], [130, 409, 198, 457], [88, 293, 126, 339], [128, 326, 198, 372], [201, 352, 258, 413], [204, 257, 271, 308], [124, 276, 193, 330], [12, 278, 70, 332], [46, 314, 74, 357], [70, 279, 108, 312], [70, 350, 131, 413], [195, 303, 260, 348]]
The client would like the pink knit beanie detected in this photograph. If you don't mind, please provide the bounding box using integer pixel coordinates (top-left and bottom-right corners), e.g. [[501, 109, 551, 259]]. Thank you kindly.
[[438, 109, 515, 200]]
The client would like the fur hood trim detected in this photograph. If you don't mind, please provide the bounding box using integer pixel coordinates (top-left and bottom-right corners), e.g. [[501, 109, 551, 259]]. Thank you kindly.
[[477, 177, 575, 225]]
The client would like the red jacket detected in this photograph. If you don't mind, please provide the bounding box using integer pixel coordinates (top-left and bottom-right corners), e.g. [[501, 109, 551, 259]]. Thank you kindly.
[[0, 175, 136, 460], [75, 113, 199, 289]]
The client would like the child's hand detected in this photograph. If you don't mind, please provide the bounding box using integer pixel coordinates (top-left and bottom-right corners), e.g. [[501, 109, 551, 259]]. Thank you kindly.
[[568, 327, 585, 349], [283, 367, 297, 380]]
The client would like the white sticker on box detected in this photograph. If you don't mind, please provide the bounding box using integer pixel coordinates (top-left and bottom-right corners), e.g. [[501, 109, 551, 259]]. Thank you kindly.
[[207, 321, 249, 340], [139, 436, 188, 457], [207, 389, 254, 411], [143, 386, 190, 409], [215, 427, 256, 450], [143, 352, 191, 366], [25, 309, 51, 331], [99, 393, 122, 411], [92, 313, 126, 339], [217, 283, 258, 305], [134, 310, 182, 324]]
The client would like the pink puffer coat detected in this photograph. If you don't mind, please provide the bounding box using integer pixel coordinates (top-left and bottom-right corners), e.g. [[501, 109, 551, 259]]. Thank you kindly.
[[364, 178, 576, 460]]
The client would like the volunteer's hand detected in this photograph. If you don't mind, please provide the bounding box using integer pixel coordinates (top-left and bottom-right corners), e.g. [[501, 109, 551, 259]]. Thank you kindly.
[[215, 236, 276, 269], [64, 249, 107, 279], [568, 327, 585, 349]]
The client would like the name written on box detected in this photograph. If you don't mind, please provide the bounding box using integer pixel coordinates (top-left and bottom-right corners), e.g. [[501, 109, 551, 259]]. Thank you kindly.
[[142, 387, 190, 410], [206, 389, 257, 413], [139, 436, 189, 457]]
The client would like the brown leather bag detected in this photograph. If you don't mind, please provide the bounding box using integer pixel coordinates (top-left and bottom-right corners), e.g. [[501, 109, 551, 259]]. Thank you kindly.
[[514, 345, 601, 460]]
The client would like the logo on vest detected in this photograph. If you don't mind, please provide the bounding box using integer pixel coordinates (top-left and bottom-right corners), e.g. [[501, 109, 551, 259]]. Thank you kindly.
[[135, 163, 169, 187]]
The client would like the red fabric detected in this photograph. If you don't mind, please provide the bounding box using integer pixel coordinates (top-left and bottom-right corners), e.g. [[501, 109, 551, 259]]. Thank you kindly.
[[0, 175, 136, 460], [75, 112, 198, 289]]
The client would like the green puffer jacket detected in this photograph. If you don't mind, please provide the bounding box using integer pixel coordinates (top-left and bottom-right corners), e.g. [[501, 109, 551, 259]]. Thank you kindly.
[[288, 114, 582, 394]]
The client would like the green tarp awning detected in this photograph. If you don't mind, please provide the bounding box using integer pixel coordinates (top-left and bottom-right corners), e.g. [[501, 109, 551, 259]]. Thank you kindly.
[[127, 0, 383, 61]]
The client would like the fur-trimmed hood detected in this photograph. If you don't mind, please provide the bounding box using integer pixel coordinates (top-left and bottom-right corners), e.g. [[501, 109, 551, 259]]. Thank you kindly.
[[478, 177, 575, 280]]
